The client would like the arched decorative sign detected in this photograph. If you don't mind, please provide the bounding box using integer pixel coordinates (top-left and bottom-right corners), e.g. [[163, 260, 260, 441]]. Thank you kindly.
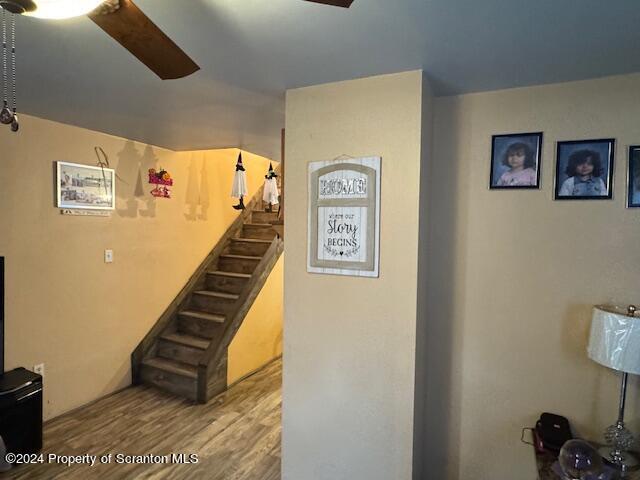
[[307, 157, 381, 277]]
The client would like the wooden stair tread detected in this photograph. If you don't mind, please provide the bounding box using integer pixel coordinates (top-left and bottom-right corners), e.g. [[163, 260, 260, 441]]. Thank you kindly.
[[231, 238, 272, 244], [179, 310, 225, 323], [143, 357, 197, 378], [193, 290, 240, 300], [160, 332, 210, 350], [219, 254, 262, 261], [243, 223, 273, 227], [206, 270, 251, 279]]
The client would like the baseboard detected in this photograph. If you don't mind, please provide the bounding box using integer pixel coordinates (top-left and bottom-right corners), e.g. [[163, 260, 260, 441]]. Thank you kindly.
[[227, 355, 282, 389], [44, 385, 130, 425], [46, 356, 283, 423]]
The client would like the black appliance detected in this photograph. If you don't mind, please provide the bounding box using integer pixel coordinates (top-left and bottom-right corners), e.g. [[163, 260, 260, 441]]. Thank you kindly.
[[1, 256, 3, 374], [0, 257, 44, 455], [0, 369, 43, 454]]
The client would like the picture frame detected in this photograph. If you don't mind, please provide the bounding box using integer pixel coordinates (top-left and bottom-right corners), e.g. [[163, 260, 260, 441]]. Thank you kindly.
[[628, 146, 640, 208], [307, 157, 381, 278], [554, 139, 615, 200], [489, 132, 543, 189], [56, 161, 116, 210]]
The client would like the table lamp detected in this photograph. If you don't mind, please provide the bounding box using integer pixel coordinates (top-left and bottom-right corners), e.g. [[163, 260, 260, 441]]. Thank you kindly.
[[588, 304, 640, 472]]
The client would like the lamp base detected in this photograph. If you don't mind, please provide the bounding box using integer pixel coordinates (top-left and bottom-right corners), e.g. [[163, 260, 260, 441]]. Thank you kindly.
[[598, 446, 640, 472]]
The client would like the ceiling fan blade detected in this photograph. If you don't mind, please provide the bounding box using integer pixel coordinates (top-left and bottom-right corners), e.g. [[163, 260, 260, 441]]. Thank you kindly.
[[304, 0, 354, 7], [89, 0, 199, 80]]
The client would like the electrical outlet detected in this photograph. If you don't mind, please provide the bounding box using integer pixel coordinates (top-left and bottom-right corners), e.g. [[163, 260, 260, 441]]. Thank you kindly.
[[34, 363, 45, 378], [104, 249, 114, 263]]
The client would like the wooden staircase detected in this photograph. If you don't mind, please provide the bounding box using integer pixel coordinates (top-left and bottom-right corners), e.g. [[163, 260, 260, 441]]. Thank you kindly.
[[131, 190, 284, 403]]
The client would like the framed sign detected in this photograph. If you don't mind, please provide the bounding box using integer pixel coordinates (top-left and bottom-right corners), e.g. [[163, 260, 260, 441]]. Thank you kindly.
[[57, 161, 115, 210], [627, 146, 640, 208], [307, 157, 381, 277]]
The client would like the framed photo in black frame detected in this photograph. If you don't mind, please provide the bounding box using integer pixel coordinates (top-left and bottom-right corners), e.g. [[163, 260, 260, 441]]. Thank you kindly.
[[554, 139, 615, 200], [489, 132, 543, 189], [628, 146, 640, 208]]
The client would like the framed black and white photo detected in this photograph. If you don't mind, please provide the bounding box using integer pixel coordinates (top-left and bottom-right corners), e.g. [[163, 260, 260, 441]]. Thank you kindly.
[[57, 161, 116, 210], [489, 132, 542, 189], [307, 157, 381, 278], [554, 139, 615, 200], [628, 146, 640, 208]]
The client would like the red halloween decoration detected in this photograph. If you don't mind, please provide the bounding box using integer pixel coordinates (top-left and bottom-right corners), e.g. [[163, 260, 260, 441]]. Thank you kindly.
[[148, 168, 173, 198]]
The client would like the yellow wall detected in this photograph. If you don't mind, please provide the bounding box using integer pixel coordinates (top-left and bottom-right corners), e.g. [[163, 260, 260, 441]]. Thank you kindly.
[[283, 71, 426, 480], [0, 114, 282, 420], [424, 72, 640, 479], [228, 256, 283, 385]]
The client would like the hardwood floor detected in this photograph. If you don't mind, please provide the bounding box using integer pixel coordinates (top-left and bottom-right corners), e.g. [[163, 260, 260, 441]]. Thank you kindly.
[[2, 359, 282, 480]]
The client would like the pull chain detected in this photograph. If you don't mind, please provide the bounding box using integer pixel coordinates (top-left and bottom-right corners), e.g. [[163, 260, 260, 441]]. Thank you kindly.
[[0, 8, 17, 130], [2, 9, 7, 107], [10, 12, 17, 131], [0, 8, 15, 127]]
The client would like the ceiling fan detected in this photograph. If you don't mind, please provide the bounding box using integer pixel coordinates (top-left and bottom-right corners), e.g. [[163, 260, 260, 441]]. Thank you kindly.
[[0, 0, 355, 80]]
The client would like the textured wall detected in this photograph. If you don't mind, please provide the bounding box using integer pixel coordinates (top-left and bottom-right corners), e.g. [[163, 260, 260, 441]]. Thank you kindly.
[[282, 71, 425, 480], [424, 73, 640, 479], [0, 114, 278, 420]]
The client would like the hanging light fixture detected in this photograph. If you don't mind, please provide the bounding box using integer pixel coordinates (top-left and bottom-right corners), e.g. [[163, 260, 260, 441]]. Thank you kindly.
[[0, 0, 106, 19], [0, 0, 119, 135]]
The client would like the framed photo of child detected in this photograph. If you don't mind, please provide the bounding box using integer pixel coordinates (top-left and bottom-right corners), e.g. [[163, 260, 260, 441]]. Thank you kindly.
[[554, 139, 615, 200], [489, 132, 542, 189], [628, 146, 640, 208]]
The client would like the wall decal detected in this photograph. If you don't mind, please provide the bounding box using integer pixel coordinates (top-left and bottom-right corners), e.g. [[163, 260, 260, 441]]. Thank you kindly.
[[307, 157, 381, 278]]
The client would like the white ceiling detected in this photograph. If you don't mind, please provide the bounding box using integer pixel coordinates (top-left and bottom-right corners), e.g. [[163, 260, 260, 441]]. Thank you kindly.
[[11, 0, 640, 159]]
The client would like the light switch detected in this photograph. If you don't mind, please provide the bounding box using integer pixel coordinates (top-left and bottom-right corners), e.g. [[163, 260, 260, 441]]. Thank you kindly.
[[105, 249, 114, 263]]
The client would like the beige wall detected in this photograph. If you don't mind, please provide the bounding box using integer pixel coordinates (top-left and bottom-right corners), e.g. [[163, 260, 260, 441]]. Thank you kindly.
[[283, 71, 426, 480], [228, 256, 283, 385], [425, 73, 640, 479], [0, 114, 281, 420]]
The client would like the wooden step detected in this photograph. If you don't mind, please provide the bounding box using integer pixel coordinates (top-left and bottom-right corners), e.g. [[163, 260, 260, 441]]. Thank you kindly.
[[140, 357, 198, 400], [251, 210, 279, 224], [190, 290, 240, 314], [206, 270, 251, 279], [228, 237, 272, 256], [242, 223, 278, 240], [178, 310, 225, 339], [157, 332, 209, 366], [205, 270, 251, 295], [217, 254, 262, 274], [143, 356, 197, 377], [160, 332, 210, 350], [193, 290, 239, 300]]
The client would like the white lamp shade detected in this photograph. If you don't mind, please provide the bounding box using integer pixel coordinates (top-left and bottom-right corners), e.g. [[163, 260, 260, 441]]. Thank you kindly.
[[25, 0, 105, 19], [588, 305, 640, 374]]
